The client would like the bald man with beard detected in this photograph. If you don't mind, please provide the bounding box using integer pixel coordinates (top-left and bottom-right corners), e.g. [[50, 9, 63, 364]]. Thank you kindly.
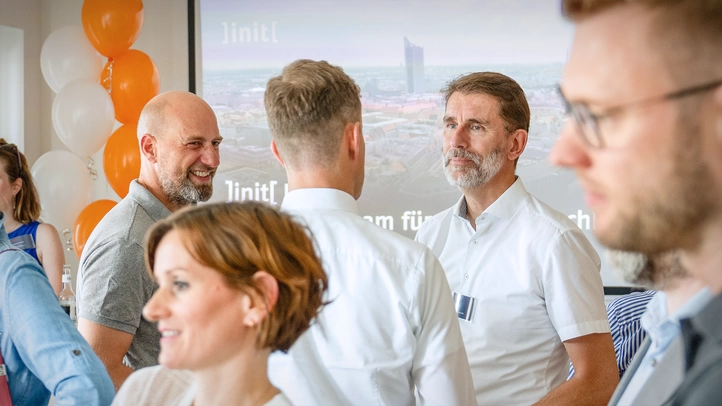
[[77, 91, 223, 389], [604, 250, 711, 406]]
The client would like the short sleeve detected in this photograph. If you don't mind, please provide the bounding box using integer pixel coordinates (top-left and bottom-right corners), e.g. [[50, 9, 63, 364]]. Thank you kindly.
[[544, 228, 609, 342], [78, 237, 154, 335]]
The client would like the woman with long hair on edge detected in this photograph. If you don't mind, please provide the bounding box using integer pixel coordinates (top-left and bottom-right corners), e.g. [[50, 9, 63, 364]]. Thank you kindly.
[[0, 139, 64, 294], [114, 201, 328, 406]]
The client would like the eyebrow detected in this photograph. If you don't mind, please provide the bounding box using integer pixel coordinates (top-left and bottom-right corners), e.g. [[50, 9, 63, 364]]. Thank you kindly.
[[443, 116, 490, 126], [183, 135, 224, 143]]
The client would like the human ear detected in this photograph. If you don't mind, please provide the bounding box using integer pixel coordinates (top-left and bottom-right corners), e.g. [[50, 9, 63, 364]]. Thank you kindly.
[[11, 177, 22, 196], [140, 134, 158, 163], [346, 122, 363, 161], [242, 271, 279, 327], [508, 129, 528, 161], [270, 140, 286, 167]]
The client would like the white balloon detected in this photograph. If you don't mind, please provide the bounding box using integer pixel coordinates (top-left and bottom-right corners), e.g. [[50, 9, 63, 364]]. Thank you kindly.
[[31, 150, 92, 233], [52, 79, 115, 157], [40, 26, 105, 94]]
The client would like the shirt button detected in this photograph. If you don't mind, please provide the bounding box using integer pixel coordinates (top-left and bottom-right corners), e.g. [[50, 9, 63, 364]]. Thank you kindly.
[[464, 274, 469, 280], [474, 240, 478, 244], [650, 359, 657, 367]]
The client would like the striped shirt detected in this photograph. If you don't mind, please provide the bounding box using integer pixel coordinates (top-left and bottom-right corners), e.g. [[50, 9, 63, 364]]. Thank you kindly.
[[570, 290, 656, 379]]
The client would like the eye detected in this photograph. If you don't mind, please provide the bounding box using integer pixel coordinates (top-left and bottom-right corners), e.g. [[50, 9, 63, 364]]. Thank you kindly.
[[212, 140, 222, 148], [471, 125, 482, 131], [172, 280, 189, 292], [445, 123, 457, 130]]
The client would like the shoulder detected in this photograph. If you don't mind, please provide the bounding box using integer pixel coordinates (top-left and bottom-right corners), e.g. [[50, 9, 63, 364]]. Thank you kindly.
[[607, 291, 656, 323], [416, 205, 455, 239], [518, 193, 582, 236], [117, 366, 193, 404]]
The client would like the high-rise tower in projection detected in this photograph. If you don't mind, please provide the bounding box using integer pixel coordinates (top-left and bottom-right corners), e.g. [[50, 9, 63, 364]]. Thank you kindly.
[[404, 37, 425, 94]]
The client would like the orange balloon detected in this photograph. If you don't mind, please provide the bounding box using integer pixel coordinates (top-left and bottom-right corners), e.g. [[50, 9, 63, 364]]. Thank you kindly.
[[104, 123, 141, 198], [73, 199, 117, 258], [82, 0, 144, 58], [101, 49, 160, 124]]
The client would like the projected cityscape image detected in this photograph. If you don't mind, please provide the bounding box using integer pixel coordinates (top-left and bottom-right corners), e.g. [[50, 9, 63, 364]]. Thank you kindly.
[[198, 0, 627, 286]]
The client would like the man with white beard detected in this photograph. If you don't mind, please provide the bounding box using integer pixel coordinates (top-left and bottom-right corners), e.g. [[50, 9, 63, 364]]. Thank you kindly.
[[415, 72, 618, 406], [604, 250, 711, 406]]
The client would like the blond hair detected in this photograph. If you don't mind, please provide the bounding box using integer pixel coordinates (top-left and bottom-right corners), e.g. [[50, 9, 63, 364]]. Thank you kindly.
[[264, 59, 361, 169]]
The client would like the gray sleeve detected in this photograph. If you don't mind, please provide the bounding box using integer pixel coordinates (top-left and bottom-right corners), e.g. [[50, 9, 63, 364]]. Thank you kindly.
[[77, 237, 154, 335]]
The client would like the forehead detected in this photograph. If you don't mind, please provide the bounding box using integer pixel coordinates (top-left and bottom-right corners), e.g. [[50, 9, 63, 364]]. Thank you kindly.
[[154, 230, 192, 270], [445, 92, 501, 119], [563, 5, 676, 104], [163, 104, 221, 142]]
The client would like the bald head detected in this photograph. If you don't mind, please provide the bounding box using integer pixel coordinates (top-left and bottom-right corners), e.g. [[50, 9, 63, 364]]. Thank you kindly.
[[137, 91, 215, 141], [136, 90, 222, 211]]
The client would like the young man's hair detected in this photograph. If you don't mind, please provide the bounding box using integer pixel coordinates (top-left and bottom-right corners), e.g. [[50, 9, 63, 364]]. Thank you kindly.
[[264, 59, 361, 169], [562, 0, 722, 85]]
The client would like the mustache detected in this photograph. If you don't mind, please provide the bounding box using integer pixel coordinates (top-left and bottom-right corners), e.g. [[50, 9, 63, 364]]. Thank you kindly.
[[444, 148, 482, 166]]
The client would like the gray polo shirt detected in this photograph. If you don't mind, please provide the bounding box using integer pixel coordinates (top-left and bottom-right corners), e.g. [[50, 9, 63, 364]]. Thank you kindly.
[[77, 180, 171, 370]]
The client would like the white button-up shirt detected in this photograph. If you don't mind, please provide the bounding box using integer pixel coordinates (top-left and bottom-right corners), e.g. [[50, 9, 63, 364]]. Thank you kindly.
[[416, 179, 609, 406], [269, 188, 476, 406]]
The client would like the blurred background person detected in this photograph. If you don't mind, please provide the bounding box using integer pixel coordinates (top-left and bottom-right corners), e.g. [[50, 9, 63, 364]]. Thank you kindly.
[[113, 201, 328, 406], [0, 210, 115, 405], [605, 250, 710, 406], [0, 139, 64, 294]]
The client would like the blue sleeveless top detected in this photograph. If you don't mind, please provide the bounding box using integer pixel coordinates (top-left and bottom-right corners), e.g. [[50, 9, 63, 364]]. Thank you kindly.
[[8, 221, 41, 264]]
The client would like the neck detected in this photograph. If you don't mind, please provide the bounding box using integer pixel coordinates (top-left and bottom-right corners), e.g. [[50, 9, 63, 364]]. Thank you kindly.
[[285, 164, 358, 199], [679, 221, 722, 295], [2, 211, 22, 233], [461, 171, 516, 228], [663, 277, 707, 315], [192, 348, 278, 406], [137, 171, 179, 213]]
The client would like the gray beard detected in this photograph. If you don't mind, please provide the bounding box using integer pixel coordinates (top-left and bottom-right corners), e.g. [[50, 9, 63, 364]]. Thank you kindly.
[[160, 175, 213, 208], [444, 145, 504, 189]]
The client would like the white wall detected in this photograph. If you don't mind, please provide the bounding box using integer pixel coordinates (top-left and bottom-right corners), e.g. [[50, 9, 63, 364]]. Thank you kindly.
[[0, 0, 190, 268]]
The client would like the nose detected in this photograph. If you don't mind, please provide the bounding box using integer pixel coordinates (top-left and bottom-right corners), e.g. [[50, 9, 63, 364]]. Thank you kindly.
[[448, 125, 468, 150], [549, 122, 592, 169], [143, 289, 170, 322], [200, 143, 220, 168]]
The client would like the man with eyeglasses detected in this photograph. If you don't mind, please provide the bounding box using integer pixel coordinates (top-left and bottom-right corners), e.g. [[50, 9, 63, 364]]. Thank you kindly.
[[551, 1, 722, 405], [415, 72, 618, 405]]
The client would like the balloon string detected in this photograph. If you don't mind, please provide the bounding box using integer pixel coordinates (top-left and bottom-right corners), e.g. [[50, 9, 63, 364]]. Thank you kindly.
[[61, 229, 73, 252], [87, 157, 99, 180], [103, 58, 114, 94]]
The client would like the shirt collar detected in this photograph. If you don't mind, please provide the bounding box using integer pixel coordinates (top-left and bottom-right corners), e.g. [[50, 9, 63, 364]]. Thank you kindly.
[[454, 177, 527, 222], [642, 286, 713, 332], [129, 180, 172, 222], [281, 188, 359, 215], [641, 291, 669, 332], [687, 290, 722, 340]]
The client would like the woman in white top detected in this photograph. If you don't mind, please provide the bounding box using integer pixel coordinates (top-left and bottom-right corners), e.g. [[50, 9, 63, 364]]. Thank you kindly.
[[114, 201, 328, 406]]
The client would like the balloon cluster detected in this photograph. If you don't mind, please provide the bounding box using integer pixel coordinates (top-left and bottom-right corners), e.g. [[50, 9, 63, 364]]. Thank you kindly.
[[34, 0, 158, 258]]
